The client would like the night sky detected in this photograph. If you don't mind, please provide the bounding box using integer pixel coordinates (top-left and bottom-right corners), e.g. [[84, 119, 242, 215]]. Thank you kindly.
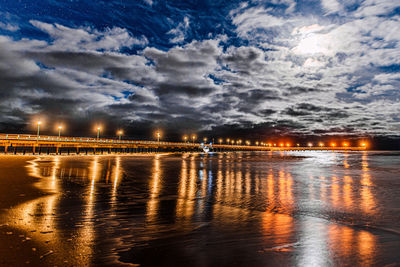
[[0, 0, 399, 148]]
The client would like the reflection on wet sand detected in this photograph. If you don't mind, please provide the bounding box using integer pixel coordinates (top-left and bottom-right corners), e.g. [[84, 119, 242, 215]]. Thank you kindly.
[[2, 151, 392, 266]]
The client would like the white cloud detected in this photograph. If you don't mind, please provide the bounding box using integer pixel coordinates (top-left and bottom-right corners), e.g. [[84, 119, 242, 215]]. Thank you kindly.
[[353, 0, 399, 17], [320, 0, 341, 15], [0, 22, 19, 32], [30, 20, 148, 51], [167, 16, 190, 43], [230, 5, 288, 39]]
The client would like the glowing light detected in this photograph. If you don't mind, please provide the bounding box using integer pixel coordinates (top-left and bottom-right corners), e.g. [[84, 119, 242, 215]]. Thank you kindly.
[[361, 142, 367, 148], [319, 142, 324, 147], [280, 143, 284, 147], [286, 143, 290, 147], [331, 143, 336, 147], [308, 142, 313, 147]]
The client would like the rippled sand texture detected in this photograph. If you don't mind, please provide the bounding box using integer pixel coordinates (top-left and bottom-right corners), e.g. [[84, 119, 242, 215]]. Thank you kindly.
[[0, 151, 400, 266]]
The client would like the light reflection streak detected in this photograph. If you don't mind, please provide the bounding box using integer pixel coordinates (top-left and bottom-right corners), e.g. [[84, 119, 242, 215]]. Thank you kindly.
[[5, 156, 101, 265], [146, 155, 162, 223], [111, 156, 122, 208]]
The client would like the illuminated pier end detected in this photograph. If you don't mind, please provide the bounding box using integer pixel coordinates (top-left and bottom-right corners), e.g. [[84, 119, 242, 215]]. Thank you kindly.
[[0, 133, 367, 155]]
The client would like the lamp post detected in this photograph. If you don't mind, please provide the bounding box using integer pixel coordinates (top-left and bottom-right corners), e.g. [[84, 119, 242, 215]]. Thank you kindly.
[[183, 135, 188, 143], [58, 125, 62, 140], [192, 135, 196, 144], [219, 138, 222, 145], [156, 131, 161, 143], [97, 127, 101, 140], [118, 130, 123, 141], [36, 121, 41, 141], [203, 137, 207, 143]]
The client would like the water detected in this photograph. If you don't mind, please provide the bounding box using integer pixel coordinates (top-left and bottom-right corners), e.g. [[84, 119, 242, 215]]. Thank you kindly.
[[3, 151, 400, 266]]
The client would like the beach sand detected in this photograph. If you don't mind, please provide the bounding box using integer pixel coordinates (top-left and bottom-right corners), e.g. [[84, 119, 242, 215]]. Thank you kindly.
[[0, 156, 54, 266]]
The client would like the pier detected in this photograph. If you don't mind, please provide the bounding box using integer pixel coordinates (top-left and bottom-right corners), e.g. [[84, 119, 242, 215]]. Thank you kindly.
[[0, 133, 367, 155]]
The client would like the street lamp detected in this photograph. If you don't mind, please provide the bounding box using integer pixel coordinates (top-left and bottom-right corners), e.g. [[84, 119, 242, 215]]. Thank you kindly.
[[192, 135, 196, 144], [203, 137, 208, 143], [97, 126, 101, 140], [58, 125, 62, 140], [156, 131, 161, 142], [226, 138, 230, 144], [361, 142, 367, 148], [183, 135, 188, 143], [218, 138, 222, 144], [118, 130, 123, 141], [36, 121, 41, 141]]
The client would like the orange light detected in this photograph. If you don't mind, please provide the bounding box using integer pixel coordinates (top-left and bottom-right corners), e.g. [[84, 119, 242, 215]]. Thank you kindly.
[[280, 143, 284, 147], [308, 142, 313, 147], [286, 143, 290, 147], [343, 142, 348, 147], [331, 143, 336, 147], [361, 142, 367, 147], [319, 142, 324, 147]]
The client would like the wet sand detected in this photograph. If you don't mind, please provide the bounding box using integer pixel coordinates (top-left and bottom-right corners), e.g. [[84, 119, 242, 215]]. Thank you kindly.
[[0, 152, 400, 266], [0, 156, 51, 266]]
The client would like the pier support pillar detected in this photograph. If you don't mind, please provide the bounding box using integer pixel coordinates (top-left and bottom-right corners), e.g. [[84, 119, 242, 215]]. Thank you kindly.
[[4, 145, 7, 154], [76, 147, 80, 155]]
